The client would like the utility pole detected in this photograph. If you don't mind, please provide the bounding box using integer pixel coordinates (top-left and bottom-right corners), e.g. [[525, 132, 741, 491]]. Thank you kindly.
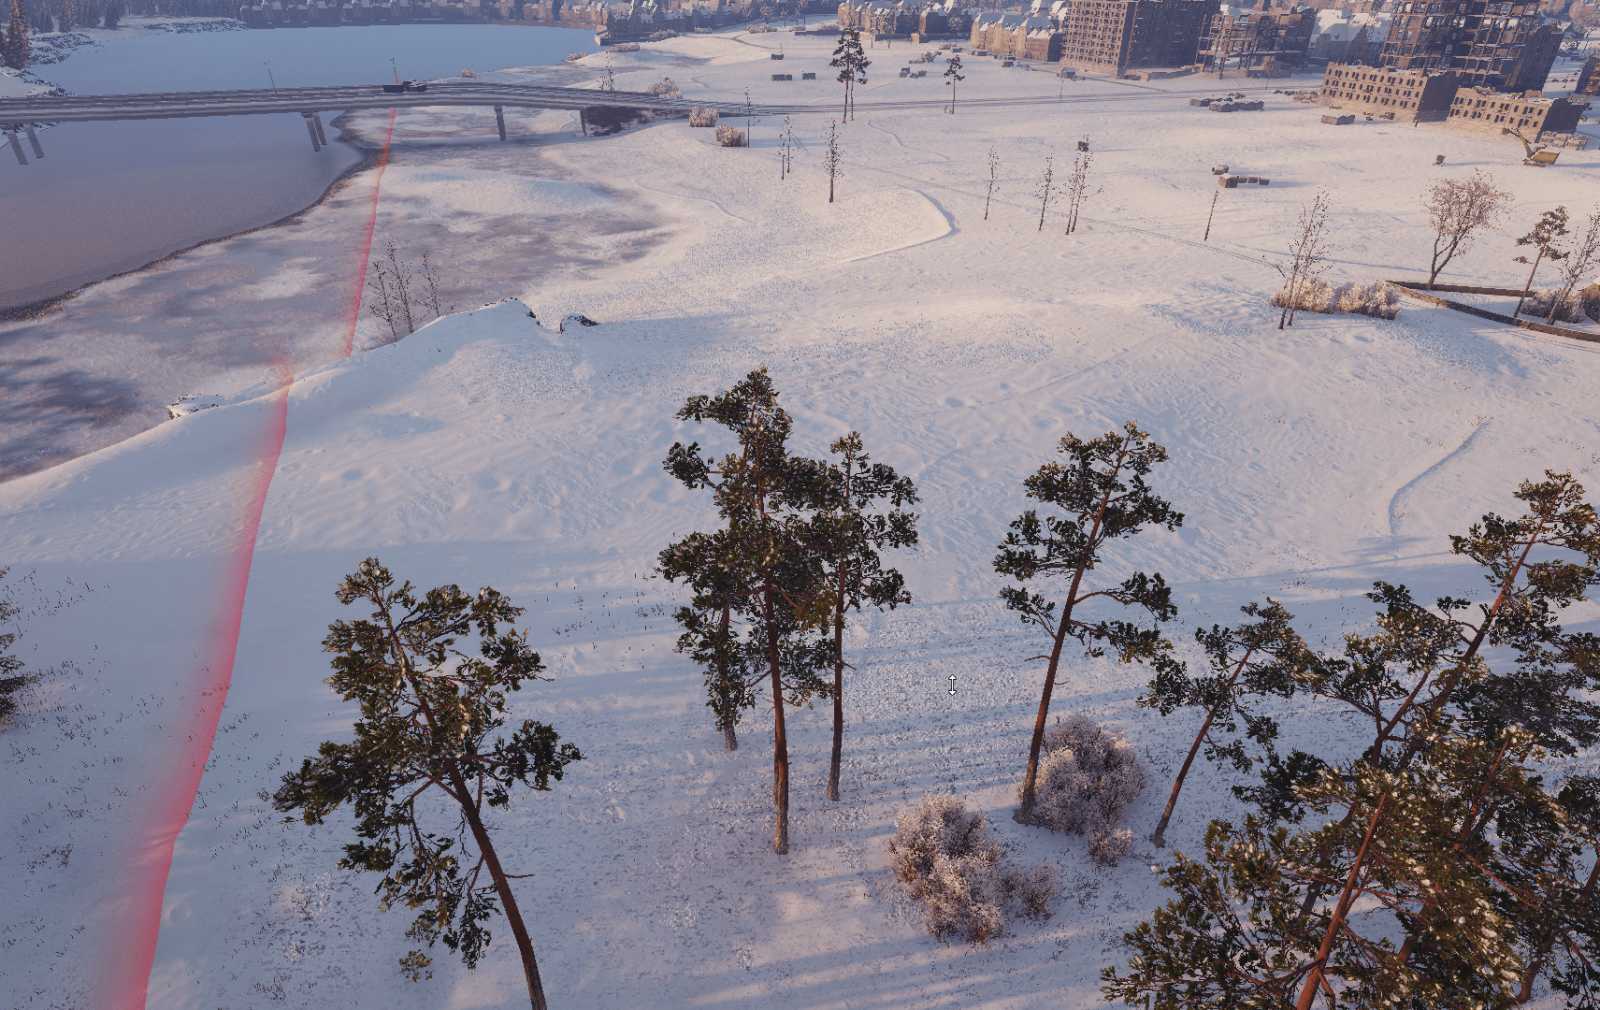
[[265, 61, 278, 93], [1204, 189, 1218, 242], [390, 56, 399, 84]]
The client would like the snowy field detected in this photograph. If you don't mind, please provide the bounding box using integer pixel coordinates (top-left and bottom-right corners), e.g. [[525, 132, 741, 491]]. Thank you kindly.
[[3, 28, 1600, 1010]]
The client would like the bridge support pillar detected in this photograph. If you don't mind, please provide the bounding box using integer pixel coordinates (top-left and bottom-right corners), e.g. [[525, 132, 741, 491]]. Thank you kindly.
[[4, 129, 25, 166], [494, 104, 506, 141], [311, 113, 327, 148], [301, 112, 322, 152], [578, 108, 588, 136], [24, 125, 43, 159]]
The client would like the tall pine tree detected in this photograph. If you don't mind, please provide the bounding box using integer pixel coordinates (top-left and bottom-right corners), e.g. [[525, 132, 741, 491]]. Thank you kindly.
[[663, 369, 832, 854], [799, 432, 918, 802], [995, 422, 1183, 822]]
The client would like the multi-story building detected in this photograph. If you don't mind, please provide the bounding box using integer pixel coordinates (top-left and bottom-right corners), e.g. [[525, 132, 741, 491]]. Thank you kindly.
[[1578, 54, 1600, 96], [1446, 86, 1586, 136], [1197, 3, 1317, 75], [1055, 0, 1213, 73], [1378, 0, 1558, 91]]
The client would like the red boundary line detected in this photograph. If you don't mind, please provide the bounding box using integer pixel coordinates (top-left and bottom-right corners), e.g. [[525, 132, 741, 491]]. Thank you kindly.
[[98, 106, 399, 1010]]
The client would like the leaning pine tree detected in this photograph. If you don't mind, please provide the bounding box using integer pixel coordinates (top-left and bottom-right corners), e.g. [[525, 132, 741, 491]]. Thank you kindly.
[[1141, 599, 1313, 848], [996, 422, 1184, 823], [664, 369, 832, 853], [273, 559, 581, 1010], [803, 432, 918, 802]]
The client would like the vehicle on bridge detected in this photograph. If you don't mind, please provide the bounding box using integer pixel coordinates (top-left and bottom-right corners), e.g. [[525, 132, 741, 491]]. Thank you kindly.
[[382, 80, 431, 94]]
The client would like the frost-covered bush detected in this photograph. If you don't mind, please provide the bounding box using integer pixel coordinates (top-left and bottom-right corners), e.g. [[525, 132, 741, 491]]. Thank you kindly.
[[1520, 287, 1591, 324], [1027, 714, 1144, 866], [688, 106, 719, 127], [647, 77, 681, 98], [1582, 283, 1600, 324], [1087, 825, 1133, 867], [888, 794, 1059, 943], [1001, 863, 1059, 919], [1270, 280, 1400, 320], [715, 125, 746, 148]]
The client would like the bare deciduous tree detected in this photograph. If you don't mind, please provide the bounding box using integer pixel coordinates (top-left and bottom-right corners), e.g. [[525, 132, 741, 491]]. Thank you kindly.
[[824, 119, 842, 204], [367, 241, 450, 344], [984, 146, 1000, 222], [1034, 153, 1057, 234], [1276, 191, 1333, 330], [1548, 203, 1600, 324], [780, 115, 794, 180], [1423, 170, 1509, 286], [1063, 140, 1094, 236]]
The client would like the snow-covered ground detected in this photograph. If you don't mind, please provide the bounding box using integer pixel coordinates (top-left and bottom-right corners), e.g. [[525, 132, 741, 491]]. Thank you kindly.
[[3, 29, 1599, 1010]]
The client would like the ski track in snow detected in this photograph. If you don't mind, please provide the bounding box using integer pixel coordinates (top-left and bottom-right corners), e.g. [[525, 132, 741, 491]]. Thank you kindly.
[[1386, 417, 1492, 546]]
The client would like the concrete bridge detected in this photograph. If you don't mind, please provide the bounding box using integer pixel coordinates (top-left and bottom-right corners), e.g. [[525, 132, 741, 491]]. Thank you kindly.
[[0, 81, 769, 165]]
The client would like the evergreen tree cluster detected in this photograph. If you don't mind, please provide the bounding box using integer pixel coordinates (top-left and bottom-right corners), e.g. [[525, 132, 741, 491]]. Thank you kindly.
[[266, 387, 1597, 1009], [659, 369, 918, 852]]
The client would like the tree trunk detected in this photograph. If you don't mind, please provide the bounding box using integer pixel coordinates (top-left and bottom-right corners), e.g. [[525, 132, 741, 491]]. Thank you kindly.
[[1517, 849, 1598, 1002], [453, 766, 550, 1010], [1295, 791, 1388, 1010], [1151, 648, 1252, 848], [1515, 248, 1544, 316], [1018, 608, 1073, 821], [1017, 443, 1125, 820], [763, 580, 790, 854], [827, 566, 846, 801], [717, 604, 736, 751]]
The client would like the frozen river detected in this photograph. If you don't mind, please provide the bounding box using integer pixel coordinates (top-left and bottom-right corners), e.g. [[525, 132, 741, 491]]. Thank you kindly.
[[0, 21, 597, 309]]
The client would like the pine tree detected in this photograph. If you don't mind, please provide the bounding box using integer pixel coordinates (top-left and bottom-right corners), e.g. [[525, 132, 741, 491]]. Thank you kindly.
[[0, 567, 28, 725], [1141, 599, 1313, 847], [801, 432, 918, 801], [3, 0, 29, 71], [1513, 206, 1569, 317], [663, 369, 832, 854], [943, 53, 963, 114], [272, 559, 580, 1010], [830, 27, 868, 122], [1107, 472, 1600, 1008], [659, 528, 756, 751], [60, 0, 76, 32], [995, 423, 1183, 822]]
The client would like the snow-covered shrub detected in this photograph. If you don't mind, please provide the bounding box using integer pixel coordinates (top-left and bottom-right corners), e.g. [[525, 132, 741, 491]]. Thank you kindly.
[[688, 106, 719, 127], [888, 794, 1059, 942], [1087, 825, 1133, 867], [1582, 283, 1600, 324], [1521, 287, 1589, 324], [715, 125, 746, 148], [889, 794, 1005, 942], [1001, 863, 1060, 920], [1026, 714, 1144, 865], [647, 77, 681, 98], [1270, 280, 1400, 320]]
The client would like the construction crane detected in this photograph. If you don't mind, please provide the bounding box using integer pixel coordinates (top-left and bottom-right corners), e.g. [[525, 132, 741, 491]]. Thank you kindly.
[[1502, 126, 1561, 167]]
